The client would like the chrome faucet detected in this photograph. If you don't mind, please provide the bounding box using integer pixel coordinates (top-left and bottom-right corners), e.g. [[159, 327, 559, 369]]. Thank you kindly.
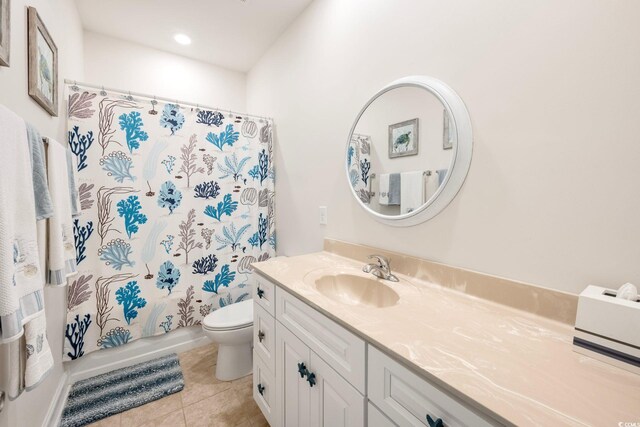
[[363, 254, 399, 282]]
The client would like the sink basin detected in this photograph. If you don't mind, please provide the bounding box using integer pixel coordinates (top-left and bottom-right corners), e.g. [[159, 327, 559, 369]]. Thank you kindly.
[[313, 274, 400, 308]]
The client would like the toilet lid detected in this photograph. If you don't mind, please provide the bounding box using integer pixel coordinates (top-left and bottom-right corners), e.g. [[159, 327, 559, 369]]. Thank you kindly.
[[203, 299, 253, 330]]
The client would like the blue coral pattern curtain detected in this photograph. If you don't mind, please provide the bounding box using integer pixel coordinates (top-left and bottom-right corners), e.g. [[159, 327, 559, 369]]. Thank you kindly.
[[64, 84, 275, 361], [348, 134, 372, 204]]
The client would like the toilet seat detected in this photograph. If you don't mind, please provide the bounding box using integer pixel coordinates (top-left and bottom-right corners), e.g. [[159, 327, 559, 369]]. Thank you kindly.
[[202, 299, 253, 331], [202, 322, 251, 332]]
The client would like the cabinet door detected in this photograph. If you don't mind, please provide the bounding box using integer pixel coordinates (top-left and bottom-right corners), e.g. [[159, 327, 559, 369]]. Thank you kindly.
[[276, 321, 311, 427], [276, 287, 366, 393], [309, 352, 365, 427], [253, 351, 276, 426]]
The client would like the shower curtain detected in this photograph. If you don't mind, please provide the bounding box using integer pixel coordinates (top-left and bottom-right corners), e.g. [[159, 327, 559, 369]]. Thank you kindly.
[[348, 133, 372, 204], [64, 84, 275, 361]]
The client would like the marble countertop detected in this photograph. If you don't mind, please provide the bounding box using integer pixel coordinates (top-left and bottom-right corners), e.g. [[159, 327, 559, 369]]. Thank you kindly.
[[253, 251, 640, 427]]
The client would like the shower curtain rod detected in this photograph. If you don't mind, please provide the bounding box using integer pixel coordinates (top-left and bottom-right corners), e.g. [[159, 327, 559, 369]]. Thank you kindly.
[[64, 79, 274, 121]]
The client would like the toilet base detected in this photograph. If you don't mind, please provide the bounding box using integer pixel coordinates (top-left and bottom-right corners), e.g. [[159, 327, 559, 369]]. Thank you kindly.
[[215, 342, 253, 381]]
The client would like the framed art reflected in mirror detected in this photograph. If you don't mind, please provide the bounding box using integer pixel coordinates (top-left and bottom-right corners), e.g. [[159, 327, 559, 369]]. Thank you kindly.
[[28, 6, 58, 116], [0, 0, 9, 67], [389, 118, 419, 158]]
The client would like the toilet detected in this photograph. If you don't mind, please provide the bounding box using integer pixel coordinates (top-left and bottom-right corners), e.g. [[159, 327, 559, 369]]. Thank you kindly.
[[202, 299, 254, 381]]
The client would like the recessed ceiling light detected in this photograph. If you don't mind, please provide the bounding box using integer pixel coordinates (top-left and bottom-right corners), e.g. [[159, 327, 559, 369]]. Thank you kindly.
[[174, 34, 191, 46]]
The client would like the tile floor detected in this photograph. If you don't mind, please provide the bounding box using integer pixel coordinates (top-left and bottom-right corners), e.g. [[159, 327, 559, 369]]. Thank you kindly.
[[87, 344, 268, 427]]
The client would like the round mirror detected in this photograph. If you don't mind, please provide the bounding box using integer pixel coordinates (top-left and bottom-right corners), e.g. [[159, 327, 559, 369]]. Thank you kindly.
[[345, 76, 472, 226]]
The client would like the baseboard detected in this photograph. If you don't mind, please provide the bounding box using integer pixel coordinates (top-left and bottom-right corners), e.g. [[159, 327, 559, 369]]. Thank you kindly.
[[42, 371, 70, 427], [66, 326, 209, 383]]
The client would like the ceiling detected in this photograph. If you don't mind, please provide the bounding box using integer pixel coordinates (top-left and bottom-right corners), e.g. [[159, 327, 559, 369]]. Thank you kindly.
[[75, 0, 313, 72]]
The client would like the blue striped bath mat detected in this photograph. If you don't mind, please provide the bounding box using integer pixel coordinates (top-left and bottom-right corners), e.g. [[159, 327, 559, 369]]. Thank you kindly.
[[60, 353, 184, 427]]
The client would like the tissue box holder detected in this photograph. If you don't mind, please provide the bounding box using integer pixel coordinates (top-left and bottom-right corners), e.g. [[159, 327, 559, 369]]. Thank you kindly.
[[573, 285, 640, 375]]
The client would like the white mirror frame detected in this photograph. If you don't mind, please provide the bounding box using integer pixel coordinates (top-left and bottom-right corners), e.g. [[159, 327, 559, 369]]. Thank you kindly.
[[345, 75, 473, 227]]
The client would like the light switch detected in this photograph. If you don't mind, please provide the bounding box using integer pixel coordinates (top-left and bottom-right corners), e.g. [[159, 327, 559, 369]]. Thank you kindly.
[[319, 206, 328, 225]]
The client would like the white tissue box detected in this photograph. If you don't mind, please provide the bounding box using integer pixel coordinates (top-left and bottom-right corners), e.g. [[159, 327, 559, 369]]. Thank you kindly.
[[573, 285, 640, 375]]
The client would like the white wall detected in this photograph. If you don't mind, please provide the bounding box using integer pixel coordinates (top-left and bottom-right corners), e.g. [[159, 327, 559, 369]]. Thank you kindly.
[[247, 0, 640, 295], [83, 31, 247, 112], [0, 0, 84, 426]]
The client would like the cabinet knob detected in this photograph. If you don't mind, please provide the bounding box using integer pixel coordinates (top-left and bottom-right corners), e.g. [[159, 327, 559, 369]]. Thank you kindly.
[[257, 383, 265, 396], [257, 286, 265, 298], [297, 362, 308, 378], [306, 371, 317, 387], [426, 414, 443, 427], [258, 330, 265, 342]]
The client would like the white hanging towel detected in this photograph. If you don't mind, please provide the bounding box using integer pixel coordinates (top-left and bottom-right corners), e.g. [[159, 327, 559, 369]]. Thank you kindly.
[[23, 311, 54, 391], [0, 104, 45, 344], [400, 171, 425, 214], [0, 104, 47, 400], [46, 139, 78, 286], [7, 311, 54, 399], [425, 172, 440, 201], [379, 173, 391, 205]]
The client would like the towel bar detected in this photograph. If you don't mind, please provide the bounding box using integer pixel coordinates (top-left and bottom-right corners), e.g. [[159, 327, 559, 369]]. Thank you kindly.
[[370, 170, 433, 200], [368, 173, 377, 197]]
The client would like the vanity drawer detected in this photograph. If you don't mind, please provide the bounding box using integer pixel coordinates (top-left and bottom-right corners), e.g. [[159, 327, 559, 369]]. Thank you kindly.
[[253, 274, 276, 317], [368, 402, 396, 427], [253, 351, 276, 426], [254, 302, 276, 373], [368, 347, 495, 427], [276, 287, 366, 393]]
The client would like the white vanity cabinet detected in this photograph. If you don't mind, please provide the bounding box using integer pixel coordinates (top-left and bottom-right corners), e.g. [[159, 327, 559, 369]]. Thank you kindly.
[[368, 347, 494, 427], [253, 274, 366, 427], [252, 274, 499, 427], [277, 321, 365, 427]]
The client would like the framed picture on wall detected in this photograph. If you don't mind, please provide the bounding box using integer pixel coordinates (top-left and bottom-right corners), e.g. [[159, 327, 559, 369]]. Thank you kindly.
[[388, 118, 418, 158], [0, 0, 9, 67], [443, 109, 453, 150], [27, 6, 58, 116]]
